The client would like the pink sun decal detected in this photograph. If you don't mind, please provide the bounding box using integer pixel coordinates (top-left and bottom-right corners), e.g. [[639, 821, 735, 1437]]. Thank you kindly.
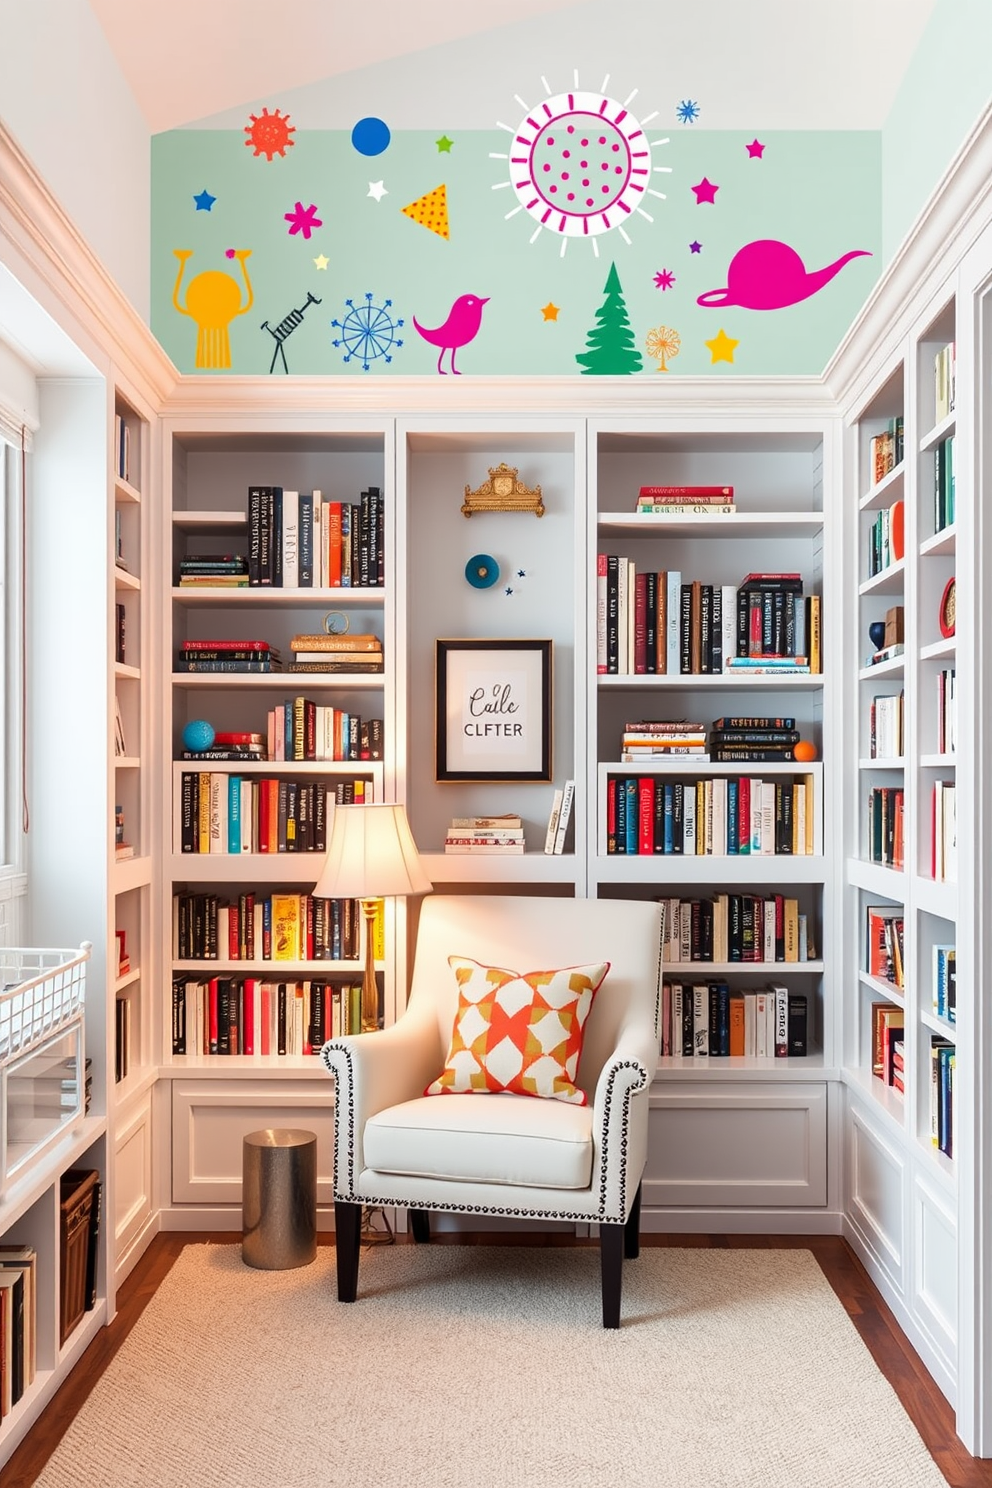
[[497, 82, 671, 248]]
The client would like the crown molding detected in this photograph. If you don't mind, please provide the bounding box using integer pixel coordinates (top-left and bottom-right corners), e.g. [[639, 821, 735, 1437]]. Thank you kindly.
[[824, 99, 992, 412], [161, 372, 837, 425], [0, 121, 177, 408]]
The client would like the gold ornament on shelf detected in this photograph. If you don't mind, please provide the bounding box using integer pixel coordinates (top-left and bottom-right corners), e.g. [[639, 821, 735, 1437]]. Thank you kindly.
[[462, 462, 545, 518]]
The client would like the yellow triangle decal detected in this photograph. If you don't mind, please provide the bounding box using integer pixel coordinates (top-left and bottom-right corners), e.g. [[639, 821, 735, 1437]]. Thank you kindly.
[[401, 183, 449, 241]]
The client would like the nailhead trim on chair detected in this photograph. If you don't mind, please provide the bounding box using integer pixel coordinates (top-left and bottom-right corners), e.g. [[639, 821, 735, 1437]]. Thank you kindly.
[[322, 1042, 649, 1226]]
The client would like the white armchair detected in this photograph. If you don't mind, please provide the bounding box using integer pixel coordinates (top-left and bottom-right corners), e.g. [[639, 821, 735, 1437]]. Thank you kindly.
[[321, 894, 662, 1327]]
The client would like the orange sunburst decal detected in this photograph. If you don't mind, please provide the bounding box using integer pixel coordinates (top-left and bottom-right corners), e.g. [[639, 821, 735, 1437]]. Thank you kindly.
[[244, 108, 296, 161]]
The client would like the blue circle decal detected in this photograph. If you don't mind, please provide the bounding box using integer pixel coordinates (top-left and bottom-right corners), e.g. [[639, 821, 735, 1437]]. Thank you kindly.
[[465, 554, 500, 589], [351, 117, 391, 157]]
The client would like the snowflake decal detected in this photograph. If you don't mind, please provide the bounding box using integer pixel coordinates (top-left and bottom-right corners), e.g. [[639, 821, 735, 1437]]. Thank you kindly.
[[331, 293, 404, 372], [285, 202, 323, 239], [654, 269, 676, 290], [244, 107, 296, 160], [676, 100, 700, 124]]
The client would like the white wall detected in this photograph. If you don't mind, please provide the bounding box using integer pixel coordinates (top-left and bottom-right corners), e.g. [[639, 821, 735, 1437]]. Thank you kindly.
[[0, 0, 150, 318]]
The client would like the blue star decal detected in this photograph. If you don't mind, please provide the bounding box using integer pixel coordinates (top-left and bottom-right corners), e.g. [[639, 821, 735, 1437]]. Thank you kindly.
[[517, 569, 526, 578], [194, 189, 216, 212], [505, 587, 513, 596]]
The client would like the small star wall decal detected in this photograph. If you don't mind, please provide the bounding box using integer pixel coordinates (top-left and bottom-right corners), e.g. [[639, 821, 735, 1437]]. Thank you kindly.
[[313, 254, 329, 270], [367, 180, 388, 202], [746, 139, 765, 158], [654, 269, 676, 291], [193, 189, 216, 211], [517, 569, 526, 579], [689, 241, 703, 253], [284, 202, 323, 238], [436, 135, 453, 153], [541, 302, 560, 321], [691, 178, 719, 205], [705, 328, 739, 365], [504, 586, 514, 596], [676, 100, 700, 124]]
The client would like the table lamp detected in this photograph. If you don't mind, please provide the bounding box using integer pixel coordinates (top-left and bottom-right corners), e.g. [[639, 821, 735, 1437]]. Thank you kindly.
[[312, 802, 432, 1033]]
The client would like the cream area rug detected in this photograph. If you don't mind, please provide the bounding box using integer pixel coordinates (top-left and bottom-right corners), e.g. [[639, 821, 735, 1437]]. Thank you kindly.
[[36, 1243, 946, 1488]]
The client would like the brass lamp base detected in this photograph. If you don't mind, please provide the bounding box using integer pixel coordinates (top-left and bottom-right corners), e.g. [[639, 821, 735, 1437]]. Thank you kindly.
[[360, 896, 380, 1034]]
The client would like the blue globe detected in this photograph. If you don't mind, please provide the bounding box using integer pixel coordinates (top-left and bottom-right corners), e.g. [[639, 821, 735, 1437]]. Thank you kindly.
[[182, 719, 215, 753]]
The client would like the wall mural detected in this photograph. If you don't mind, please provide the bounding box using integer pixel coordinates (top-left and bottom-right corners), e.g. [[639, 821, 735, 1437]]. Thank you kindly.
[[149, 79, 881, 377]]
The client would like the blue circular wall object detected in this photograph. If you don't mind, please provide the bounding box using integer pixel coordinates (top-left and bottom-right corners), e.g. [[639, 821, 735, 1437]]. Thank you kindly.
[[465, 554, 500, 589], [351, 117, 391, 156], [182, 719, 216, 752]]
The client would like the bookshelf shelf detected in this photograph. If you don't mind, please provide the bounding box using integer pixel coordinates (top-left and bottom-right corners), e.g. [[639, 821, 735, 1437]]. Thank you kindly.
[[171, 586, 385, 607], [597, 511, 823, 537], [172, 672, 385, 691], [596, 673, 824, 692], [858, 462, 905, 512]]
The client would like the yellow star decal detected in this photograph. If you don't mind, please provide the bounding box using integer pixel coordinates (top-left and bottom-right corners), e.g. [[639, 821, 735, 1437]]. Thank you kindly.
[[705, 328, 739, 364], [541, 302, 560, 322], [313, 254, 329, 271]]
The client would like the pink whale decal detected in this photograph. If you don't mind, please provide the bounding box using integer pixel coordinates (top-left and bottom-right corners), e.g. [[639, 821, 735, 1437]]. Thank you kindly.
[[697, 239, 871, 310]]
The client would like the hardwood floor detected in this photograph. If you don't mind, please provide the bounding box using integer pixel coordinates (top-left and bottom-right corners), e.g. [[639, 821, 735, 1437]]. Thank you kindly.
[[4, 1231, 991, 1487]]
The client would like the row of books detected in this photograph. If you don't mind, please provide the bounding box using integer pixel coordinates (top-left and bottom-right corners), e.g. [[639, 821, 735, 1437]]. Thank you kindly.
[[934, 434, 956, 533], [543, 783, 575, 855], [287, 630, 384, 674], [934, 341, 956, 422], [0, 1242, 37, 1416], [868, 416, 904, 486], [932, 780, 957, 882], [178, 555, 250, 587], [444, 812, 525, 854], [177, 773, 371, 855], [265, 701, 383, 762], [605, 773, 816, 857], [248, 484, 384, 588], [171, 976, 371, 1056], [173, 890, 368, 963], [596, 561, 820, 676], [634, 484, 735, 514], [114, 995, 130, 1083], [866, 786, 904, 869], [660, 981, 808, 1058], [865, 498, 904, 578], [868, 691, 904, 760], [937, 667, 956, 755], [871, 1001, 903, 1089], [659, 893, 814, 965], [866, 904, 905, 989], [931, 1036, 955, 1157], [933, 945, 956, 1023]]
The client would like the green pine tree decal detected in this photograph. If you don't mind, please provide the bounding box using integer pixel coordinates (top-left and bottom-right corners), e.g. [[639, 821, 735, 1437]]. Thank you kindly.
[[576, 261, 643, 375]]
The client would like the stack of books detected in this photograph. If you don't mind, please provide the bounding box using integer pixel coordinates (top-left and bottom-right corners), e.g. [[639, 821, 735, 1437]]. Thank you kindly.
[[635, 485, 736, 515], [444, 814, 525, 854], [621, 720, 708, 763], [708, 716, 802, 763], [723, 571, 818, 675], [180, 730, 267, 762], [178, 553, 249, 587], [288, 632, 384, 673], [177, 640, 281, 673]]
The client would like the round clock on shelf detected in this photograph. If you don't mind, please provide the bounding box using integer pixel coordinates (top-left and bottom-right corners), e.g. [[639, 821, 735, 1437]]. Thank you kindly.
[[939, 576, 956, 637]]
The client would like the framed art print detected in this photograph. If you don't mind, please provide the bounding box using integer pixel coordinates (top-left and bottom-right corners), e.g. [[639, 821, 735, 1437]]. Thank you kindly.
[[435, 639, 553, 782]]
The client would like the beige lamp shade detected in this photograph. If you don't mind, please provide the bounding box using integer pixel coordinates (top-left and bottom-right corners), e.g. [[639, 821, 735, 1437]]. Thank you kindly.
[[312, 802, 432, 901]]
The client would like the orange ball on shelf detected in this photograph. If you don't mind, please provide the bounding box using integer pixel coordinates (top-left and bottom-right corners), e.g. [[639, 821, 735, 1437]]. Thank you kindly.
[[794, 740, 818, 762]]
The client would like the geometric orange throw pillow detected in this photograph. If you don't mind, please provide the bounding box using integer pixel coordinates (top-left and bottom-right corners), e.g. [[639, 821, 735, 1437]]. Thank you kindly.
[[424, 956, 610, 1105]]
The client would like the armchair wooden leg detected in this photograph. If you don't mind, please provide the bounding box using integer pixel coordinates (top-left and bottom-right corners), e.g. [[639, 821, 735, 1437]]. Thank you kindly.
[[408, 1208, 431, 1243], [600, 1222, 625, 1329], [334, 1201, 362, 1302], [624, 1181, 643, 1260]]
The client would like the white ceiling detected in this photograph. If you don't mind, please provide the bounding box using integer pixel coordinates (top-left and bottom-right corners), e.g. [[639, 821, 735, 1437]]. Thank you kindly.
[[87, 0, 939, 134]]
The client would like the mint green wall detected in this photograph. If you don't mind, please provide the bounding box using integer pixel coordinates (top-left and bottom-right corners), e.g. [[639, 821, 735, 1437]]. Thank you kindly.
[[882, 0, 992, 262], [152, 125, 880, 377]]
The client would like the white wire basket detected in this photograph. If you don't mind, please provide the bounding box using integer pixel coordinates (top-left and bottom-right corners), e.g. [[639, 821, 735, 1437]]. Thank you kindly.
[[0, 943, 91, 1193]]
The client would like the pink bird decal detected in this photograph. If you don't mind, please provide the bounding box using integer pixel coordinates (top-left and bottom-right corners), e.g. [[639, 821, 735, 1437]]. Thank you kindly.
[[413, 293, 489, 374]]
